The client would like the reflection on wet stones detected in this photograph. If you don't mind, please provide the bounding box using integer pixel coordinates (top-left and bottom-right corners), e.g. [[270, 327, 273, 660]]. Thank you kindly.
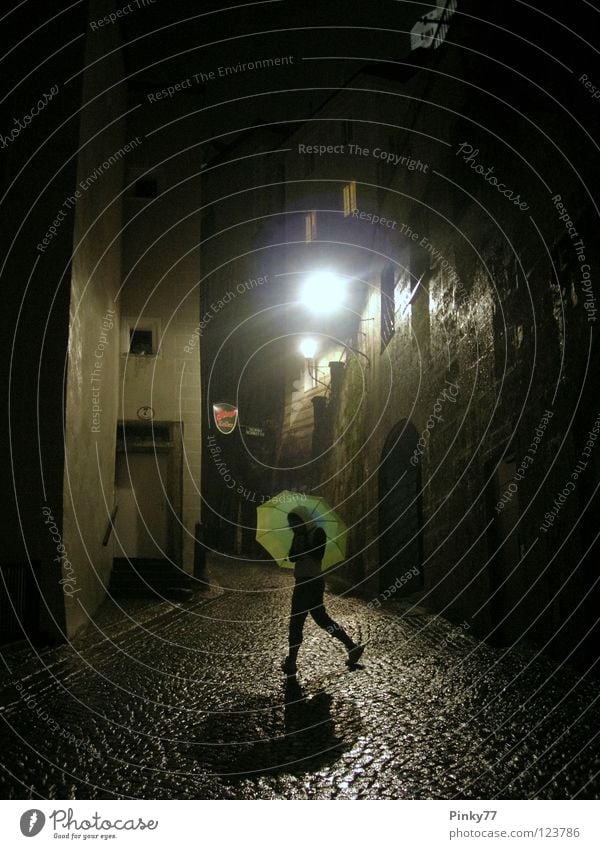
[[2, 561, 599, 799], [184, 681, 361, 781]]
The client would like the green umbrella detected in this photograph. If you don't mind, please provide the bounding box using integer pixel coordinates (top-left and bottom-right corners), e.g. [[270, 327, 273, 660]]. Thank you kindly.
[[256, 490, 347, 571]]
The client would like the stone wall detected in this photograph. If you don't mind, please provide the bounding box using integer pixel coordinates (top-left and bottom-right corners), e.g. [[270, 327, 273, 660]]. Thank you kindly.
[[61, 0, 127, 636], [273, 11, 600, 662]]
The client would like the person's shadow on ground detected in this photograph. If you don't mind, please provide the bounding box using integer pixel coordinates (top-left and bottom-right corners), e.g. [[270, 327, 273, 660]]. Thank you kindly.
[[278, 675, 343, 767], [185, 676, 360, 782]]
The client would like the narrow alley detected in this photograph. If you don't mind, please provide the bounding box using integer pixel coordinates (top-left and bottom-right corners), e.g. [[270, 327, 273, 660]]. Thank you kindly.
[[1, 560, 597, 801]]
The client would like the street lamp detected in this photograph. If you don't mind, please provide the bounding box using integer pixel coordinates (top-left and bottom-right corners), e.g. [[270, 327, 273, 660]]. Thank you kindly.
[[299, 336, 331, 391], [298, 268, 370, 366], [299, 337, 318, 359], [301, 270, 345, 313]]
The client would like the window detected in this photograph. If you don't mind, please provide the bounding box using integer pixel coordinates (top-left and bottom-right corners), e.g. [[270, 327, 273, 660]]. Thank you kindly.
[[410, 0, 458, 51], [343, 181, 357, 217], [133, 177, 158, 198], [381, 265, 396, 350], [129, 329, 153, 356], [304, 358, 319, 391], [121, 318, 161, 357], [305, 211, 317, 242], [127, 166, 161, 199]]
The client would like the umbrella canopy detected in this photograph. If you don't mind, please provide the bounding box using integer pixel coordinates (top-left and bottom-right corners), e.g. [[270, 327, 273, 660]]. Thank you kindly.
[[256, 491, 347, 571]]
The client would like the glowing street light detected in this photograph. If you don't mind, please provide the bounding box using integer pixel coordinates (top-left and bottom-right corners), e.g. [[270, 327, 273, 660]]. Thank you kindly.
[[299, 337, 318, 359], [301, 270, 345, 313]]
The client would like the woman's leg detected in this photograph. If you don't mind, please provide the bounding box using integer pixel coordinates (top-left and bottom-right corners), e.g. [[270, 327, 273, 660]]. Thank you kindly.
[[309, 577, 355, 650], [288, 579, 310, 662]]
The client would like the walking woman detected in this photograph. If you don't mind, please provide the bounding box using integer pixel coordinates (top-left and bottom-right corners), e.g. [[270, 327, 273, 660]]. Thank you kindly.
[[281, 510, 364, 675]]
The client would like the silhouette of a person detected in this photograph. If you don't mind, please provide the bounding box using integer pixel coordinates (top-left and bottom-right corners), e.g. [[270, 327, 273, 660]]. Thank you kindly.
[[281, 510, 364, 675]]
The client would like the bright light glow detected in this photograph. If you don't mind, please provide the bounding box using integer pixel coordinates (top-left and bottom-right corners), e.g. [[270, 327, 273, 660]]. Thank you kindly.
[[301, 270, 345, 312], [300, 338, 318, 359]]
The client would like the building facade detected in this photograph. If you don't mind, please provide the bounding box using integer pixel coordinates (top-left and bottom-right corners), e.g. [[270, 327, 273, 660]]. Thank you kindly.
[[274, 9, 600, 664], [1, 0, 204, 642], [199, 2, 600, 665]]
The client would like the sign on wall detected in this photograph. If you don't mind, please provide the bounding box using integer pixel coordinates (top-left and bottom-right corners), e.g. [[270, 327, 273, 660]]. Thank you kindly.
[[213, 402, 238, 435], [410, 0, 458, 51], [244, 425, 265, 438]]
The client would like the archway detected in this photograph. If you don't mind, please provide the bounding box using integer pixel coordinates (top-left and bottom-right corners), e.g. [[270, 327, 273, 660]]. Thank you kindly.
[[378, 421, 423, 594]]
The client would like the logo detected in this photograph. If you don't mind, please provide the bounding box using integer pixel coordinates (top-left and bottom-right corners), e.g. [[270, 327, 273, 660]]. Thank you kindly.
[[213, 402, 238, 435], [20, 810, 45, 837]]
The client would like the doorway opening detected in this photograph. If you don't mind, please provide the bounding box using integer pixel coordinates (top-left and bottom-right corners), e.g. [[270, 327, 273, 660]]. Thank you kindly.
[[112, 421, 183, 569], [485, 452, 520, 645], [378, 421, 423, 594]]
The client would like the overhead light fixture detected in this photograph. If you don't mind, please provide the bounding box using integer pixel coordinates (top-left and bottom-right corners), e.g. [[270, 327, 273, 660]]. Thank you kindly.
[[301, 270, 345, 313], [299, 337, 318, 359]]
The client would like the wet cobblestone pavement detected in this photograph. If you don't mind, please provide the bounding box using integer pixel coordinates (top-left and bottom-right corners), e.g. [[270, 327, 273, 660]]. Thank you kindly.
[[1, 558, 599, 800]]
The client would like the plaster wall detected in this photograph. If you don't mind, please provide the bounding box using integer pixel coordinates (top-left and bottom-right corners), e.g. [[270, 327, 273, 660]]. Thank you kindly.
[[61, 0, 127, 636]]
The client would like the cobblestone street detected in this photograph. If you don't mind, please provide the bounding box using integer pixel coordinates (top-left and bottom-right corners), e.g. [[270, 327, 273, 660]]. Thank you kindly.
[[0, 558, 598, 800]]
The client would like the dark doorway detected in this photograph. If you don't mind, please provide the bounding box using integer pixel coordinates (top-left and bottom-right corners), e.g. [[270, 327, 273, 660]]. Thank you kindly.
[[378, 421, 423, 593], [485, 453, 520, 645], [0, 562, 41, 645]]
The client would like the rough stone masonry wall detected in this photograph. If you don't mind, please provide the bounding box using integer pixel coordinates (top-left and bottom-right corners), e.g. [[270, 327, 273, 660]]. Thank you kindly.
[[307, 11, 600, 660], [323, 207, 597, 659]]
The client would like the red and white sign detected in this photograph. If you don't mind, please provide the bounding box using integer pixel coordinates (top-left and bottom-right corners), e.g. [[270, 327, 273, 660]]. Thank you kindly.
[[213, 402, 238, 435]]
